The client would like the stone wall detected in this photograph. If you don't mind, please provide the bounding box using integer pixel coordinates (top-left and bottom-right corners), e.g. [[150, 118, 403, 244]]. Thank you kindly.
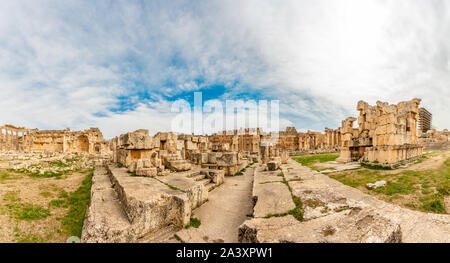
[[337, 99, 423, 165], [0, 124, 109, 154], [419, 129, 450, 150]]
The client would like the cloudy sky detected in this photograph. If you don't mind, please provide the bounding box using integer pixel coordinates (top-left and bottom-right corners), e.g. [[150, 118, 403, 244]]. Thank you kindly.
[[1, 0, 449, 138]]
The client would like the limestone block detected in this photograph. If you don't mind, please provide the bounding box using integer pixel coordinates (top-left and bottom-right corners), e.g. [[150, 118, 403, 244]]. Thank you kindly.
[[168, 160, 192, 172], [108, 166, 191, 237], [136, 167, 157, 177], [208, 152, 218, 164], [386, 124, 396, 134], [239, 208, 402, 243], [366, 180, 387, 190], [216, 152, 238, 166], [267, 161, 279, 171], [201, 169, 225, 186]]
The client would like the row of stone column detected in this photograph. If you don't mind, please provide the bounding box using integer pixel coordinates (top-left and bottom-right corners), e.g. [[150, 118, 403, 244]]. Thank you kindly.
[[0, 126, 33, 152], [325, 129, 341, 147]]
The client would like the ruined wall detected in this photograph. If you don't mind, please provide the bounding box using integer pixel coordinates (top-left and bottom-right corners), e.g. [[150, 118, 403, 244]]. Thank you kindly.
[[419, 129, 450, 150], [0, 125, 33, 152], [277, 127, 340, 153], [337, 98, 423, 165], [0, 124, 109, 154]]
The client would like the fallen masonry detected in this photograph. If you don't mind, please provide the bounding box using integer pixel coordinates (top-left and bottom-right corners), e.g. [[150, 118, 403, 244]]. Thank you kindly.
[[1, 97, 449, 243], [239, 159, 450, 243], [337, 98, 423, 167], [81, 165, 211, 242]]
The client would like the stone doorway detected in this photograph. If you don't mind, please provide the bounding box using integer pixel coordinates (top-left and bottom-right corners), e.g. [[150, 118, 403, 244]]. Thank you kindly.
[[77, 135, 89, 153]]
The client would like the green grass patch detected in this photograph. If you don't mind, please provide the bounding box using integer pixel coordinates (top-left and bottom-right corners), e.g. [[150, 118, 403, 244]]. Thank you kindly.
[[292, 153, 339, 167], [329, 154, 450, 214], [375, 181, 415, 195], [39, 192, 52, 198], [49, 161, 70, 168], [16, 234, 46, 243], [8, 168, 65, 178], [360, 162, 393, 170], [14, 205, 50, 221], [264, 168, 304, 221], [60, 170, 93, 237], [49, 199, 67, 208], [185, 217, 201, 229], [421, 200, 446, 214], [0, 172, 13, 182]]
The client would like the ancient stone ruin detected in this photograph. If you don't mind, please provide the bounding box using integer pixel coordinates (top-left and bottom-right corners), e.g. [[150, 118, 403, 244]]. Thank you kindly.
[[0, 124, 109, 154], [2, 97, 449, 243], [419, 129, 450, 150], [337, 98, 423, 166]]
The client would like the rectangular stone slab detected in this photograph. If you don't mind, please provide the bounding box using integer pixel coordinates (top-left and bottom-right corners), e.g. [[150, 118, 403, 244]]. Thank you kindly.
[[253, 169, 295, 218], [108, 165, 191, 232]]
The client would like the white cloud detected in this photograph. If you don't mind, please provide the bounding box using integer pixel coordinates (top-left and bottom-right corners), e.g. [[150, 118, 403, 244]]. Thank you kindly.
[[0, 0, 449, 138]]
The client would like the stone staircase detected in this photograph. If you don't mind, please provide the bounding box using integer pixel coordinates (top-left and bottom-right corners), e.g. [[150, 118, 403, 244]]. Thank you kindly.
[[185, 170, 218, 192], [162, 152, 192, 172]]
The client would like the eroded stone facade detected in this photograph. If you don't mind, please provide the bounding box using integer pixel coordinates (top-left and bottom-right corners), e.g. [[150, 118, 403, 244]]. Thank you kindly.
[[0, 124, 109, 154], [337, 99, 423, 166]]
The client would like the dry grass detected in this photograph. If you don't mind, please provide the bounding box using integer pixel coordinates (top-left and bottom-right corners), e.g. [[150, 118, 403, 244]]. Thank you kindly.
[[0, 163, 92, 243]]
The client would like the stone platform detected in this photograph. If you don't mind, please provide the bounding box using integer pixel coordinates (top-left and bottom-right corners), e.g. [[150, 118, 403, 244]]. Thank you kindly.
[[81, 164, 221, 243], [239, 159, 450, 243]]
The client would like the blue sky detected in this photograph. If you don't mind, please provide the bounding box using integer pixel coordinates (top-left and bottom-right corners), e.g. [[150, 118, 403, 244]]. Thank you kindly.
[[1, 0, 449, 138]]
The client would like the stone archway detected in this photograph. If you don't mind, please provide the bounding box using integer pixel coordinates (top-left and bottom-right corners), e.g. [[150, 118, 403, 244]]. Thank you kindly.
[[77, 135, 89, 153]]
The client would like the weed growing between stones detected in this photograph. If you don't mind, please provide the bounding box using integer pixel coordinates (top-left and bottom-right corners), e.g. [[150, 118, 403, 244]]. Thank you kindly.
[[185, 217, 201, 229]]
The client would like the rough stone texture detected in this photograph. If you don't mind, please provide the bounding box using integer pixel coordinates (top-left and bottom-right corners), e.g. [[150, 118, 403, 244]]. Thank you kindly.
[[118, 129, 159, 150], [200, 169, 225, 186], [239, 159, 450, 243], [252, 168, 295, 218], [82, 166, 134, 243], [82, 162, 217, 243], [108, 166, 191, 234], [337, 99, 423, 166], [366, 180, 387, 190], [419, 129, 450, 150], [82, 164, 213, 243], [157, 172, 209, 210], [284, 159, 450, 243], [267, 161, 279, 171], [239, 209, 402, 243], [0, 124, 109, 154]]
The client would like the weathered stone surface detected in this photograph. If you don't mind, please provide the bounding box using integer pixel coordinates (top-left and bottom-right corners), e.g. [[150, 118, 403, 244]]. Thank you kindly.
[[167, 160, 192, 171], [81, 166, 133, 243], [338, 99, 423, 165], [366, 180, 387, 190], [118, 129, 159, 150], [252, 169, 295, 218], [108, 165, 192, 236], [157, 173, 209, 210], [0, 124, 110, 154], [200, 169, 225, 186], [239, 209, 402, 243], [253, 168, 283, 185], [281, 159, 450, 243], [239, 208, 402, 243], [267, 161, 279, 171]]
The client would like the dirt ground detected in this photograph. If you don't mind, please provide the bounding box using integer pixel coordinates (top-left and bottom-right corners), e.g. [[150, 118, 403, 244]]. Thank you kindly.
[[175, 167, 255, 243], [0, 168, 88, 243]]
